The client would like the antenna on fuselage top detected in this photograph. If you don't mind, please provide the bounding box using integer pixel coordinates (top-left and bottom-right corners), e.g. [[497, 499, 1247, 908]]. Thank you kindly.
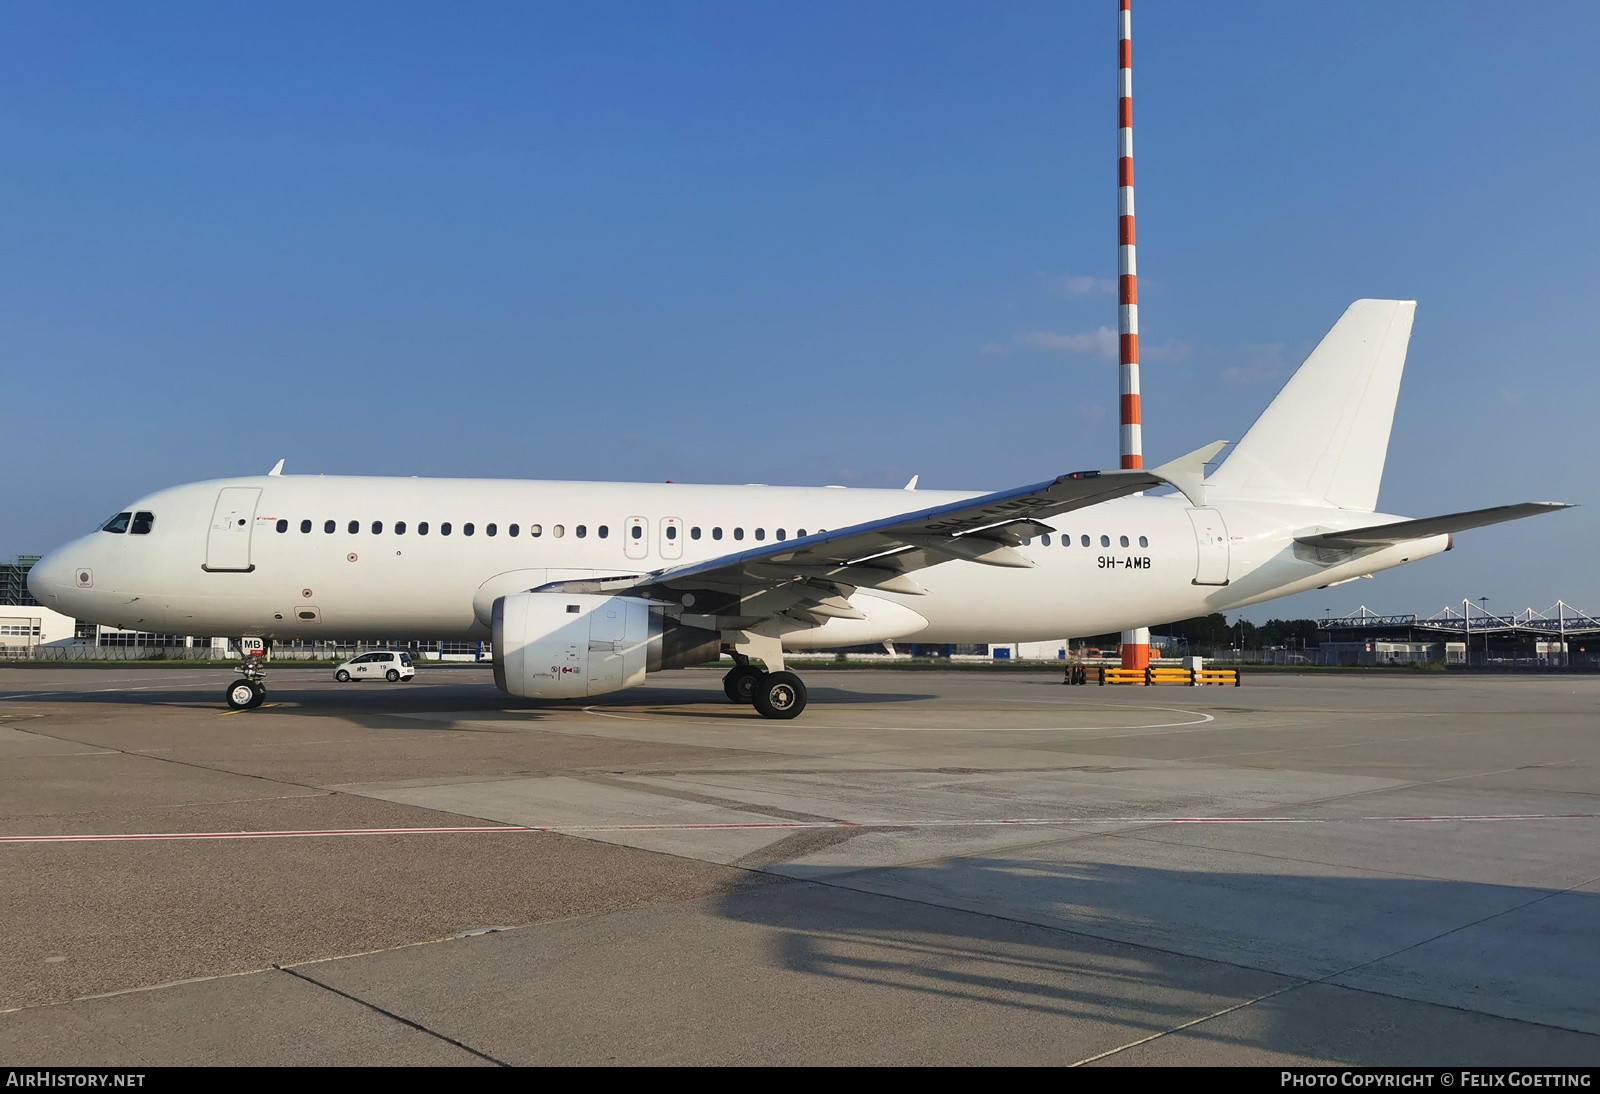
[[267, 459, 285, 476]]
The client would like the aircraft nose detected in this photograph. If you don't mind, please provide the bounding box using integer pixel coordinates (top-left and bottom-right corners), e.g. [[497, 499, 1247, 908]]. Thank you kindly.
[[26, 547, 74, 607]]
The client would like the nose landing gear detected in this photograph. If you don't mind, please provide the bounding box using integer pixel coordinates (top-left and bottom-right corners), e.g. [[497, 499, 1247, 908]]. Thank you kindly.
[[224, 637, 268, 710]]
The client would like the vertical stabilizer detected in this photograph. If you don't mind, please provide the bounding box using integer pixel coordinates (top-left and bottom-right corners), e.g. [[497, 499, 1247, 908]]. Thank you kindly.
[[1206, 299, 1415, 512]]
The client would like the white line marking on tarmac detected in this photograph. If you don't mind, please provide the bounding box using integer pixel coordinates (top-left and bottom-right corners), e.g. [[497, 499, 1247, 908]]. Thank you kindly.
[[579, 705, 1217, 732], [4, 813, 1594, 844]]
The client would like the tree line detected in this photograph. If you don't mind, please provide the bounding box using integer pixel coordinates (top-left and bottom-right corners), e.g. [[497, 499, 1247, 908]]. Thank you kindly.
[[1079, 615, 1321, 654]]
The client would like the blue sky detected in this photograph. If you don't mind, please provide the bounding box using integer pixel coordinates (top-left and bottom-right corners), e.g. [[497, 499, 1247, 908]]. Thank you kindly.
[[4, 1, 1597, 622]]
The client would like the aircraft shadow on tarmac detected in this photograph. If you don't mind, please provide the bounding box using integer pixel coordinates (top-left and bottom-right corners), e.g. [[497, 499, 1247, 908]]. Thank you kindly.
[[712, 856, 1600, 1062], [0, 678, 935, 720]]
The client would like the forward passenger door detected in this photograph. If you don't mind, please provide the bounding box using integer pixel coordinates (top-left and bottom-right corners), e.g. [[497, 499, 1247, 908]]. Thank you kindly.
[[204, 487, 261, 572]]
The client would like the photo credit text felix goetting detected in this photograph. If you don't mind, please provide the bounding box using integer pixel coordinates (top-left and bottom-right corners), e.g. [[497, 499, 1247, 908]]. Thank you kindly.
[[1281, 1074, 1592, 1088]]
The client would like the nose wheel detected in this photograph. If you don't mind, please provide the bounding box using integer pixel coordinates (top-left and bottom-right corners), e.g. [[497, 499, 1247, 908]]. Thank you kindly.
[[226, 678, 265, 709]]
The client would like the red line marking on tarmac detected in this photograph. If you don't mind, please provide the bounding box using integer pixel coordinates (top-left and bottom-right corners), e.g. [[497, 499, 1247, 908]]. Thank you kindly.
[[1, 814, 1595, 844]]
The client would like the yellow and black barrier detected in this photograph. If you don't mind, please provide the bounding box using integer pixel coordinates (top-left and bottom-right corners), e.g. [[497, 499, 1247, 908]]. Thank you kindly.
[[1079, 665, 1241, 686]]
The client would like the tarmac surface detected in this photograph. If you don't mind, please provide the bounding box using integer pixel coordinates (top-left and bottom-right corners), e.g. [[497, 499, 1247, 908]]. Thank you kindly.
[[1, 663, 1597, 1066]]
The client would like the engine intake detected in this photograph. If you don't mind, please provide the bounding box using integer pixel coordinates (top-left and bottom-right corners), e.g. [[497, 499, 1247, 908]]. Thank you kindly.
[[492, 591, 721, 698]]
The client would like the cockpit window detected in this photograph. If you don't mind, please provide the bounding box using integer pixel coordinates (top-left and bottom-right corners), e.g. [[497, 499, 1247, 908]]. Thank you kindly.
[[131, 511, 155, 535], [101, 512, 132, 534]]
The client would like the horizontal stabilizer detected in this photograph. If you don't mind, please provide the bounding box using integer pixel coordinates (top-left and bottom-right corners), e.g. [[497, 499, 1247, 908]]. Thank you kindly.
[[1295, 502, 1572, 549]]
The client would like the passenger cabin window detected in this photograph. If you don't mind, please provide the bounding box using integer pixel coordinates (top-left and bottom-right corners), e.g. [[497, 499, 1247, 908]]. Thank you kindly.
[[1139, 535, 1148, 548], [552, 525, 564, 538], [508, 524, 519, 537], [130, 512, 155, 535], [797, 529, 806, 537], [712, 527, 723, 540], [1100, 535, 1110, 547], [325, 520, 336, 534], [101, 512, 131, 534], [1120, 535, 1129, 548], [691, 527, 701, 540], [1081, 535, 1090, 547], [733, 528, 744, 541], [775, 529, 785, 540], [395, 521, 407, 535], [301, 520, 312, 533], [631, 525, 643, 540], [441, 523, 452, 536], [576, 525, 587, 538], [276, 519, 288, 533], [754, 528, 765, 541], [529, 524, 541, 537], [1041, 533, 1051, 546], [348, 520, 359, 534], [418, 522, 429, 535], [372, 521, 383, 535], [598, 525, 608, 539], [463, 523, 475, 537], [486, 524, 497, 537], [666, 526, 677, 541]]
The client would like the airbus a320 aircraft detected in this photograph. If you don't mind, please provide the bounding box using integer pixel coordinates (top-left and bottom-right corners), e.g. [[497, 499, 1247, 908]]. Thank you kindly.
[[28, 300, 1568, 718]]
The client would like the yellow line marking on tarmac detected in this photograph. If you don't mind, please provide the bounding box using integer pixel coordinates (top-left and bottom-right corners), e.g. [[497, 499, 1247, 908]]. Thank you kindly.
[[217, 703, 280, 716]]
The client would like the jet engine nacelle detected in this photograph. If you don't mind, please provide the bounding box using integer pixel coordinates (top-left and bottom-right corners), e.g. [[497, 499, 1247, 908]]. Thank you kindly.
[[491, 591, 721, 699]]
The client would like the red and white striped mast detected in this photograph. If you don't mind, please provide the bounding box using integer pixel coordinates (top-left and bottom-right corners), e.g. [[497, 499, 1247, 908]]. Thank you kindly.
[[1117, 0, 1151, 671]]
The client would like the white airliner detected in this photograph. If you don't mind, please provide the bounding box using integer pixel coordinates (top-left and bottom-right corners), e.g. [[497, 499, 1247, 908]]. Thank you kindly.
[[28, 300, 1568, 717]]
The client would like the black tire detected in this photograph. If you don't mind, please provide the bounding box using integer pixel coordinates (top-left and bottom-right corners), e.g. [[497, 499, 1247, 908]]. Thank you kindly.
[[722, 665, 765, 704], [226, 679, 261, 710], [386, 669, 400, 682], [335, 670, 351, 682], [753, 671, 807, 720]]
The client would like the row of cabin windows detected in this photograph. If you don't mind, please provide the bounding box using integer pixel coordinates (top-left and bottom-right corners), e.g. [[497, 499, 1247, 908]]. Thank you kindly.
[[272, 520, 819, 542], [1024, 533, 1149, 549], [104, 511, 1143, 552]]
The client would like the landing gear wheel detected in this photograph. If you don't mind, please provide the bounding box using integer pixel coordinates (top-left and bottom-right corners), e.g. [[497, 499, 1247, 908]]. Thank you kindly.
[[723, 665, 766, 704], [753, 671, 807, 720], [226, 679, 263, 710], [335, 670, 351, 682], [386, 669, 401, 682]]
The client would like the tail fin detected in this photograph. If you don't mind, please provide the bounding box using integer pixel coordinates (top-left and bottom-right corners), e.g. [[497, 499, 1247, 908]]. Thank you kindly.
[[1206, 299, 1416, 512]]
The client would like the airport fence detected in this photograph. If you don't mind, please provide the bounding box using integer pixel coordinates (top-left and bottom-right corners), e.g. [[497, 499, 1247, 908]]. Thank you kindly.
[[0, 645, 438, 663], [0, 645, 230, 662], [1205, 650, 1316, 666]]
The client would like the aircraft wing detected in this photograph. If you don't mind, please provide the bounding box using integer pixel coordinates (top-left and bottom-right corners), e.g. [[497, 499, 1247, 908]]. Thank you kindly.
[[1294, 502, 1573, 549], [536, 441, 1226, 627]]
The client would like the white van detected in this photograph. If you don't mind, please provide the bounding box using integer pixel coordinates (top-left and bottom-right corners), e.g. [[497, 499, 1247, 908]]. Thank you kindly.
[[333, 650, 416, 683]]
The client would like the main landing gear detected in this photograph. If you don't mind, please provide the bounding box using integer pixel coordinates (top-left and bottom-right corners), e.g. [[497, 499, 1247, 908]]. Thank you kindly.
[[224, 638, 268, 710], [722, 662, 808, 720]]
